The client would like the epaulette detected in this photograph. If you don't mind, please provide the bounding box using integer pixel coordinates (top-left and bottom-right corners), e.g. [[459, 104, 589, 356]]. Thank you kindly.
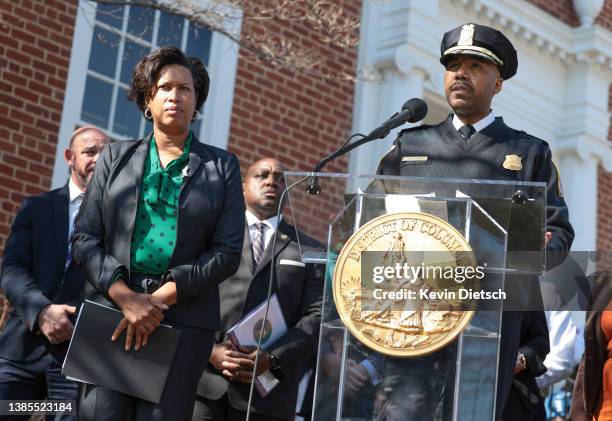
[[512, 129, 542, 141], [397, 123, 432, 137]]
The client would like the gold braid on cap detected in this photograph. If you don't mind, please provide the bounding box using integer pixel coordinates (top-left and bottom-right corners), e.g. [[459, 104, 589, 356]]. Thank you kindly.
[[443, 45, 504, 67]]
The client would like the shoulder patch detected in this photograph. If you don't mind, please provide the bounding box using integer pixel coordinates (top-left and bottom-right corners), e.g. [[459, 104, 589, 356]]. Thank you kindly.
[[551, 158, 564, 197]]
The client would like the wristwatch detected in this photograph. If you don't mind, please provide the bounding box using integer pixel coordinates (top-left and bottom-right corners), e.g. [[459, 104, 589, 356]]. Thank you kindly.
[[269, 352, 283, 380], [518, 353, 527, 371]]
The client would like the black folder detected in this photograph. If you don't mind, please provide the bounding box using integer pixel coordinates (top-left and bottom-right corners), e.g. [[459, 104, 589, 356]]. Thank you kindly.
[[62, 300, 180, 403]]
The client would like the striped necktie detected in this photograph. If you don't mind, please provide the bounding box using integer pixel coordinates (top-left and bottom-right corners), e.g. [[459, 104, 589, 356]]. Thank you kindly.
[[252, 222, 266, 269], [65, 194, 84, 270]]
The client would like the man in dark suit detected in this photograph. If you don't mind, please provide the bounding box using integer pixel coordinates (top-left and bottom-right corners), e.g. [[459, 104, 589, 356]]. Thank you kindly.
[[0, 126, 109, 420], [192, 158, 324, 421], [376, 23, 573, 420], [503, 310, 549, 421]]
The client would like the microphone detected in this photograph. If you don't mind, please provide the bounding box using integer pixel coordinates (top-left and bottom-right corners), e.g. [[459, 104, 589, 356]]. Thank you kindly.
[[367, 98, 428, 140], [305, 98, 428, 194]]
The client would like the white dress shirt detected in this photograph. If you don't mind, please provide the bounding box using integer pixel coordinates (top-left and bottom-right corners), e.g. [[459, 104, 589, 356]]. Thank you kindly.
[[452, 109, 496, 134], [245, 210, 280, 250], [536, 310, 578, 388], [68, 179, 85, 237]]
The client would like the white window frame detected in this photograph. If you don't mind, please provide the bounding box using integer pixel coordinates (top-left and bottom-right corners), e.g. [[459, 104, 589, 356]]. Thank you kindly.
[[52, 0, 241, 188]]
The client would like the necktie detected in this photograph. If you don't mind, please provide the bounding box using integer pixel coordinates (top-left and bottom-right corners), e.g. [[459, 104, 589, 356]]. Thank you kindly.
[[458, 125, 476, 139], [65, 194, 84, 270], [252, 222, 266, 269]]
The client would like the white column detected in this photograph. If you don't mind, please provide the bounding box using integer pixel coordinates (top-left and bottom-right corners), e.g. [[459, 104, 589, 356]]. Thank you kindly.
[[557, 152, 598, 251], [348, 68, 426, 178], [52, 1, 96, 188]]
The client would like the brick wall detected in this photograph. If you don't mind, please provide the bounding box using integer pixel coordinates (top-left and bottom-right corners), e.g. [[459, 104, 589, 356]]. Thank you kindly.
[[0, 0, 77, 251], [596, 0, 612, 252], [525, 0, 581, 26], [598, 83, 612, 252], [527, 0, 612, 251], [526, 0, 612, 31], [0, 0, 609, 250], [226, 1, 361, 242]]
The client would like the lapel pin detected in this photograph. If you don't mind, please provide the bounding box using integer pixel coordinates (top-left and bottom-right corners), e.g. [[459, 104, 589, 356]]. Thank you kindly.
[[181, 165, 190, 178]]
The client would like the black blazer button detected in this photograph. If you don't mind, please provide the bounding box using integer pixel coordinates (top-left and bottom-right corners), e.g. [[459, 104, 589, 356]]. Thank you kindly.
[[178, 240, 186, 247]]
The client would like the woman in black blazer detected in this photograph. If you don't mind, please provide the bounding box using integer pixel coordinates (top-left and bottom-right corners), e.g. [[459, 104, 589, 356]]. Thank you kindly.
[[72, 46, 245, 421]]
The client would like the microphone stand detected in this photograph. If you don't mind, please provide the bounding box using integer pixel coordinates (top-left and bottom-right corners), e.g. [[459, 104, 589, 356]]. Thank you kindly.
[[306, 130, 391, 195], [305, 98, 427, 194], [246, 174, 310, 421], [246, 132, 376, 417]]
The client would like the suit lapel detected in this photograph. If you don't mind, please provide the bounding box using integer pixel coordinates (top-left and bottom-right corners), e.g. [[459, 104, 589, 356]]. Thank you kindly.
[[252, 220, 292, 277], [226, 224, 256, 325], [53, 185, 70, 277], [242, 224, 254, 275], [181, 136, 205, 193]]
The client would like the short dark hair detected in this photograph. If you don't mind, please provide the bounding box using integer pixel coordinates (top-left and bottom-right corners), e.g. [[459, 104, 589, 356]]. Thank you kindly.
[[128, 46, 210, 118]]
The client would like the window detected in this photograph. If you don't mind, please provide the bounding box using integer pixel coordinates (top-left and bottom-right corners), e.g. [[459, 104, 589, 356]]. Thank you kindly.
[[81, 3, 213, 139], [52, 1, 241, 187]]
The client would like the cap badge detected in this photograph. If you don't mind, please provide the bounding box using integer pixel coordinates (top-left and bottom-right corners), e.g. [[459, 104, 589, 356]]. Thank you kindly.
[[458, 24, 475, 46], [503, 154, 522, 171]]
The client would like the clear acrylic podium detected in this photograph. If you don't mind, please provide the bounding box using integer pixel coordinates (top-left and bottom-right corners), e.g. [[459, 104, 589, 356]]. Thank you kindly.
[[283, 173, 546, 421]]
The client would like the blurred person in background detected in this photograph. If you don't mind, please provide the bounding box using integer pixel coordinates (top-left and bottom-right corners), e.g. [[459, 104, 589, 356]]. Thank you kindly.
[[192, 158, 324, 421], [0, 126, 109, 421], [571, 274, 612, 421]]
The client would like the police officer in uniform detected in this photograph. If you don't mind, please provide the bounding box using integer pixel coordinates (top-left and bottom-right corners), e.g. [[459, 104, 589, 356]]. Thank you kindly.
[[376, 23, 574, 420]]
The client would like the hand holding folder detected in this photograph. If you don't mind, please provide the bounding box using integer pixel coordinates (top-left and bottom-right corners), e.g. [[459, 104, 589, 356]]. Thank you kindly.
[[226, 293, 287, 397], [62, 300, 180, 403]]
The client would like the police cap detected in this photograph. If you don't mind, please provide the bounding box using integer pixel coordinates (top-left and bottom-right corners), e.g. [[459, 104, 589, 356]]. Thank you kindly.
[[440, 23, 518, 80]]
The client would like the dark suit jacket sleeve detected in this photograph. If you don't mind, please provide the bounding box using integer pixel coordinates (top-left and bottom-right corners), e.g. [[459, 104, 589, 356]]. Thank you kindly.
[[72, 144, 127, 300], [166, 153, 245, 303], [0, 197, 52, 331], [518, 311, 550, 377], [534, 143, 574, 253], [268, 262, 324, 376]]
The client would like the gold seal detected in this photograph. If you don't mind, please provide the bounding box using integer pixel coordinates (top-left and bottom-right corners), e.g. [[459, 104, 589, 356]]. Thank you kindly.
[[333, 212, 477, 357], [503, 154, 522, 171]]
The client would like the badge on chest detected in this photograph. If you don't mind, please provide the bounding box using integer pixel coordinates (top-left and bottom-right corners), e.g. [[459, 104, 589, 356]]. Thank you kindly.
[[502, 154, 522, 171]]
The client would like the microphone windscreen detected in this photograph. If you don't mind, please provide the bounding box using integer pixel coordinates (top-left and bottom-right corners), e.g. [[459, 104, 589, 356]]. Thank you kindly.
[[402, 98, 428, 122]]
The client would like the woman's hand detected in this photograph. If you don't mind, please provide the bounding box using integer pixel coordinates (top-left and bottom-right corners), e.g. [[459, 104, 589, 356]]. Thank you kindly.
[[108, 280, 168, 350], [117, 292, 167, 330], [109, 280, 168, 327], [111, 318, 150, 351]]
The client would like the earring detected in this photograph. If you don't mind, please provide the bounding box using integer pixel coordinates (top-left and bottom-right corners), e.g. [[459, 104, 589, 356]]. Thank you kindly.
[[144, 108, 153, 120], [192, 109, 201, 120]]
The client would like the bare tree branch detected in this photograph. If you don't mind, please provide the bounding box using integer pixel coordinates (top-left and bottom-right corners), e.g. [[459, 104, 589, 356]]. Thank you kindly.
[[86, 0, 368, 81]]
